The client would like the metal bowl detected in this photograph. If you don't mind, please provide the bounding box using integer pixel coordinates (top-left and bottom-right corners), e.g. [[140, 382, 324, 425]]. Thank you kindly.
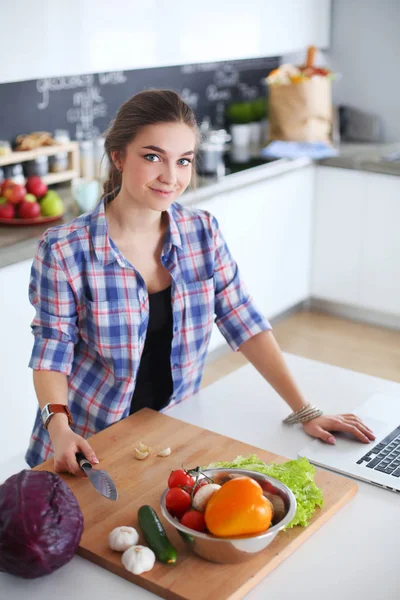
[[160, 467, 297, 564]]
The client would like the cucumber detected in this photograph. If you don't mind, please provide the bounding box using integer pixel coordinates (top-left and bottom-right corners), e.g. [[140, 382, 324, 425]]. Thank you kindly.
[[138, 505, 177, 564]]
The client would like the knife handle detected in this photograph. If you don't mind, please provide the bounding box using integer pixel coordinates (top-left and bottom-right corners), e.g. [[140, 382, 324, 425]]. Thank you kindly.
[[76, 452, 93, 470]]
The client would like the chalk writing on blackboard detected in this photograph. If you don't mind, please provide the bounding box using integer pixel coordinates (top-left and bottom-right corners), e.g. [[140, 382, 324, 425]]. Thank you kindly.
[[36, 72, 127, 139], [180, 88, 199, 110]]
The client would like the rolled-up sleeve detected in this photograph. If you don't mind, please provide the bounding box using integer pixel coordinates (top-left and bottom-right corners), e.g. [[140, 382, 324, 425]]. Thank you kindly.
[[211, 215, 272, 351], [28, 237, 78, 374]]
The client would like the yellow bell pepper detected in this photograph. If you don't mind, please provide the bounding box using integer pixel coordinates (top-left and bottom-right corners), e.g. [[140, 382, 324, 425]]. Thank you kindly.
[[204, 476, 273, 537]]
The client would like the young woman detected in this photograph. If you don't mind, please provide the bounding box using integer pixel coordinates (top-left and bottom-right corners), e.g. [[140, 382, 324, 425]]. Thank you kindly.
[[26, 89, 374, 474]]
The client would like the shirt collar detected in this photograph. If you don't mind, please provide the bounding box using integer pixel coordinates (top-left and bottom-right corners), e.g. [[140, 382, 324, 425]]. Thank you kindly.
[[165, 203, 182, 250], [89, 198, 182, 267], [89, 197, 118, 266]]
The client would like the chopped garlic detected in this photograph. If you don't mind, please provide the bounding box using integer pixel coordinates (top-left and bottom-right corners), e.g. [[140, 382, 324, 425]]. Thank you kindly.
[[157, 447, 171, 457]]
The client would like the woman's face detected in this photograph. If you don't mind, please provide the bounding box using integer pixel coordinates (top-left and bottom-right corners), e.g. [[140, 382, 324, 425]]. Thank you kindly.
[[117, 122, 196, 211]]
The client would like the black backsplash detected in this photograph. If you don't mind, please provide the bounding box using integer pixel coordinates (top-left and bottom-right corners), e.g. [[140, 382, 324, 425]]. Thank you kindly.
[[0, 56, 279, 142]]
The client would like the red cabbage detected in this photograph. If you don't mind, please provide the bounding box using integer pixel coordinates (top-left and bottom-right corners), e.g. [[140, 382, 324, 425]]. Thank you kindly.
[[0, 469, 84, 578]]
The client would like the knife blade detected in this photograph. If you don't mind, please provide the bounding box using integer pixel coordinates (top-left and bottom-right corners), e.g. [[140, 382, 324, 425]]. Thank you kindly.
[[76, 452, 118, 501]]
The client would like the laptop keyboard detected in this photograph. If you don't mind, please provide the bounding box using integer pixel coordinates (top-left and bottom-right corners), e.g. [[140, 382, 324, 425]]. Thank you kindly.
[[357, 425, 400, 476]]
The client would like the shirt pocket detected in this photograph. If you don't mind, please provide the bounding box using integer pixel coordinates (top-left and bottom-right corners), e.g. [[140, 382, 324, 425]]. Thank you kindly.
[[178, 277, 215, 367], [80, 298, 141, 381]]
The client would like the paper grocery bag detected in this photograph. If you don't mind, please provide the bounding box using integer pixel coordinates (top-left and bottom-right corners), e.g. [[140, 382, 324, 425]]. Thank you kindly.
[[268, 77, 332, 143]]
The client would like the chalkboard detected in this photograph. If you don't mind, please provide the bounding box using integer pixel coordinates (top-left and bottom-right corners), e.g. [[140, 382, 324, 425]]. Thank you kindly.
[[0, 56, 279, 142]]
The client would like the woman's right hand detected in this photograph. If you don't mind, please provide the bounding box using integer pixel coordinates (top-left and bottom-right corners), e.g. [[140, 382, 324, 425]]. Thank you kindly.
[[48, 417, 99, 476]]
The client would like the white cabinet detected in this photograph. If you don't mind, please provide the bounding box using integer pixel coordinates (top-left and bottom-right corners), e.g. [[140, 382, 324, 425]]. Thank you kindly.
[[312, 167, 364, 305], [1, 0, 331, 84], [195, 166, 315, 352], [0, 260, 37, 463], [361, 173, 400, 316], [312, 166, 400, 318]]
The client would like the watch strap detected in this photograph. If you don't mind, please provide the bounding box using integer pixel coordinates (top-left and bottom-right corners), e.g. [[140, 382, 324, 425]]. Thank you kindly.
[[41, 403, 73, 429]]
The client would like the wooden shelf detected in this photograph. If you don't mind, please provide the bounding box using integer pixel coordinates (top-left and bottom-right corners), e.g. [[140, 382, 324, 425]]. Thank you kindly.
[[0, 142, 79, 166], [41, 170, 80, 185], [0, 142, 80, 186]]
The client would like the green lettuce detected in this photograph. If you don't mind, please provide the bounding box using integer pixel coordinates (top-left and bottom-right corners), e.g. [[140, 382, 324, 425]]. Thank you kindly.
[[204, 454, 323, 528]]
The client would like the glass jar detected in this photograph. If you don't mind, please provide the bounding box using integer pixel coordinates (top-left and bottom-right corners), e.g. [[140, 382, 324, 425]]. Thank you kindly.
[[49, 129, 70, 173], [0, 141, 11, 157], [24, 155, 49, 177], [4, 163, 25, 185], [79, 140, 95, 180], [94, 137, 109, 181]]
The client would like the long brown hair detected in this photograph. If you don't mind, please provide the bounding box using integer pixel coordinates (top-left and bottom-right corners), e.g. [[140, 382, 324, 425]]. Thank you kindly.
[[103, 89, 199, 196]]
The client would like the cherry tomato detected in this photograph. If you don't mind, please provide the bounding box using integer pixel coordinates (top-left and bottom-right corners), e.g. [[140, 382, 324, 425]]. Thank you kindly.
[[180, 510, 207, 532], [168, 469, 195, 490], [165, 487, 192, 518], [193, 479, 208, 495]]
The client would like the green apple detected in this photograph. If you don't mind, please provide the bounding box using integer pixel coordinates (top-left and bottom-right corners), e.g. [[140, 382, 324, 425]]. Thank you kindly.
[[0, 196, 7, 205], [24, 193, 37, 203], [40, 193, 65, 217]]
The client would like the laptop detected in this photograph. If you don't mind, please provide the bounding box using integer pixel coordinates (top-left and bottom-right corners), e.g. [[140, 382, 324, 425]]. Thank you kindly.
[[298, 393, 400, 493]]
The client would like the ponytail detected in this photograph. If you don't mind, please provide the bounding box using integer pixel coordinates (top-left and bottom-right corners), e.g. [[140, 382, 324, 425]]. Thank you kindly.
[[103, 162, 122, 198]]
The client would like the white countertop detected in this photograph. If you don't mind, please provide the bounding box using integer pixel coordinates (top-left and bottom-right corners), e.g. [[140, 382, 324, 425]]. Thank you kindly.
[[1, 353, 400, 599]]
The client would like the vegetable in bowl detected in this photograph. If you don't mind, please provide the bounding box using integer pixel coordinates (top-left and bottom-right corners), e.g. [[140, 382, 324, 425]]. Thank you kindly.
[[205, 455, 323, 528]]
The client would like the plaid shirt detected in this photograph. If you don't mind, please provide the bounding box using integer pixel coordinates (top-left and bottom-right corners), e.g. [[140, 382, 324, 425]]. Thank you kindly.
[[26, 197, 271, 467]]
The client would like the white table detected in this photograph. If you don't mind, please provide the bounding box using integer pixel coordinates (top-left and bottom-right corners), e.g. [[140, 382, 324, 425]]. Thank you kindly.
[[1, 353, 400, 600]]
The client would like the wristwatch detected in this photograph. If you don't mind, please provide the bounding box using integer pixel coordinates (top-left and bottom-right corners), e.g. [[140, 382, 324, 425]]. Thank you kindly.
[[41, 403, 73, 430]]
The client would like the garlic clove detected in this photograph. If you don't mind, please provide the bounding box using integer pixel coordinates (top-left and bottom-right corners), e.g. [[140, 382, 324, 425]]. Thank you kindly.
[[157, 447, 171, 457], [138, 441, 151, 453], [134, 447, 149, 460]]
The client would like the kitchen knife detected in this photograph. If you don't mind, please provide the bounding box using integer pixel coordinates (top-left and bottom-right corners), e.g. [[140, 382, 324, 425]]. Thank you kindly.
[[76, 452, 118, 501]]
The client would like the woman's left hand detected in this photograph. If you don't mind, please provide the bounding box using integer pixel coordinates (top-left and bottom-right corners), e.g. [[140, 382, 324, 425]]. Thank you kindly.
[[302, 414, 376, 445]]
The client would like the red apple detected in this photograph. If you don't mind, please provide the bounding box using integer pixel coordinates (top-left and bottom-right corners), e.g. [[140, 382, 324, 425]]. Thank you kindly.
[[26, 176, 48, 199], [1, 179, 15, 195], [18, 199, 41, 219], [4, 184, 27, 205], [0, 201, 16, 219]]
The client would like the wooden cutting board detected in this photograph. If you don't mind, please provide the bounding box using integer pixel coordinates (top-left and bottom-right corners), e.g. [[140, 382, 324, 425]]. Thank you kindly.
[[35, 408, 358, 600]]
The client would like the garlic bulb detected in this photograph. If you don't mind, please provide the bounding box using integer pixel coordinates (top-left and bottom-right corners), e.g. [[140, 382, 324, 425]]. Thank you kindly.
[[192, 483, 221, 512], [108, 526, 139, 552], [122, 545, 156, 575]]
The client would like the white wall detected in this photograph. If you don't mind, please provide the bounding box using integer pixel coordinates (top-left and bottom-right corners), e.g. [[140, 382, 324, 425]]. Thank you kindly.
[[0, 0, 330, 84], [327, 0, 400, 143]]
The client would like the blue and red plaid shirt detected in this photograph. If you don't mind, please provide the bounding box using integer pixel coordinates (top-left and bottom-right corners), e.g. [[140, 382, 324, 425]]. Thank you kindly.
[[26, 197, 271, 467]]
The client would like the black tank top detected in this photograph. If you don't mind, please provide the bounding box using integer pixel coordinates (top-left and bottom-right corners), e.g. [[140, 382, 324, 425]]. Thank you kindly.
[[129, 286, 174, 414]]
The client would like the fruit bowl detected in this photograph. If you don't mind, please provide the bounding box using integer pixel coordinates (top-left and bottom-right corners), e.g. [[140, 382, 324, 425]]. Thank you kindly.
[[0, 212, 65, 226], [160, 468, 297, 564]]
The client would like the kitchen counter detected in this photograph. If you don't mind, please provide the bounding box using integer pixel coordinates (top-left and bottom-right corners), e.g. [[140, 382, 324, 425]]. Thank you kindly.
[[1, 353, 399, 600], [2, 138, 400, 271], [0, 156, 311, 269], [319, 141, 400, 176]]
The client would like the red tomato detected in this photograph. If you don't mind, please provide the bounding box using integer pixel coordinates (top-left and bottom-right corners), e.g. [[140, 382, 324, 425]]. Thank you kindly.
[[165, 487, 192, 518], [167, 469, 195, 490], [193, 479, 208, 495], [180, 510, 207, 533]]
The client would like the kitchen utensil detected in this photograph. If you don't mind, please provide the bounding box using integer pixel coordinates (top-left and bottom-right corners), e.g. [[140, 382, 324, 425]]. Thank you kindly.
[[71, 178, 100, 213], [76, 452, 118, 501], [197, 118, 231, 177], [160, 467, 297, 563], [35, 409, 358, 600]]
